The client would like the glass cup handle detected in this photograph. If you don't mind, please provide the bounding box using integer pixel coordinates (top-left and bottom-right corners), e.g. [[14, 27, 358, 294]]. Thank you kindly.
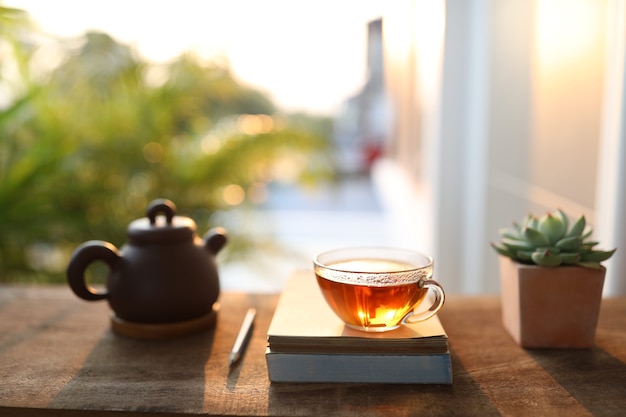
[[404, 279, 445, 323]]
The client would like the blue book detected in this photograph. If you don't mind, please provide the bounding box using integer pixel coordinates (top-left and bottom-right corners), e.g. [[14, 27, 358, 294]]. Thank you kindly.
[[265, 272, 452, 384], [266, 349, 452, 384]]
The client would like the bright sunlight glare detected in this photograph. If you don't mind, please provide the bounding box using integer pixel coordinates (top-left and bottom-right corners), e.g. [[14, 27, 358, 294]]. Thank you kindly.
[[534, 0, 603, 73], [5, 0, 386, 116]]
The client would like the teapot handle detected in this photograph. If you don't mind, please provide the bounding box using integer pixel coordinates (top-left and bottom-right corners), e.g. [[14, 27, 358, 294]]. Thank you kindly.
[[67, 240, 121, 301], [203, 227, 228, 255]]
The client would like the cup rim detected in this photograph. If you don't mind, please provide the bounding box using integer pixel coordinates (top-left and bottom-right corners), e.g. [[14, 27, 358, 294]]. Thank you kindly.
[[313, 246, 433, 274]]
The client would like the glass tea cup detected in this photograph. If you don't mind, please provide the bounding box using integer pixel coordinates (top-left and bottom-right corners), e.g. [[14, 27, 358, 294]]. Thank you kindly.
[[313, 247, 445, 332]]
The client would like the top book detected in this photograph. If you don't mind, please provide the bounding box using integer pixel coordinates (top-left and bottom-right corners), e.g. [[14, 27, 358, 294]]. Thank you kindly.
[[267, 270, 448, 355]]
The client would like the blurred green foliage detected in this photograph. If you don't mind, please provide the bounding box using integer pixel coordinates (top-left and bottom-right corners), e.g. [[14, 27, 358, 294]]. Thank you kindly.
[[0, 6, 334, 283]]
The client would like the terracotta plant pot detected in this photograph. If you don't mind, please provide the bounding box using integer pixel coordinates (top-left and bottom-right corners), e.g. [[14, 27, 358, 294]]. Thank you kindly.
[[499, 256, 605, 348]]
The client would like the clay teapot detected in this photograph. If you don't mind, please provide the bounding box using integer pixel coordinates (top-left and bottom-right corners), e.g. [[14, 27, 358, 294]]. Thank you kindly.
[[67, 199, 227, 327]]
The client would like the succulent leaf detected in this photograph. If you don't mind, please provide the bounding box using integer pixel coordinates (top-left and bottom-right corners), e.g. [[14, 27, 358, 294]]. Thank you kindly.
[[535, 246, 561, 254], [556, 209, 569, 234], [581, 249, 616, 263], [559, 253, 581, 264], [491, 242, 515, 258], [567, 215, 586, 238], [522, 227, 550, 247], [583, 240, 600, 248], [501, 238, 535, 252], [579, 242, 599, 250], [516, 250, 534, 262], [538, 212, 567, 245], [521, 214, 538, 230], [576, 261, 603, 270], [529, 216, 539, 230], [531, 249, 562, 267], [555, 236, 582, 251]]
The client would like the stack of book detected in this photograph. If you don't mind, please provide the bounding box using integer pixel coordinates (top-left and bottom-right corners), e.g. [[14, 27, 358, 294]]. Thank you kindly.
[[265, 271, 452, 384]]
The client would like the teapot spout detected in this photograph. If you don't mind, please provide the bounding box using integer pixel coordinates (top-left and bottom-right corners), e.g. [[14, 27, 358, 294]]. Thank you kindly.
[[203, 227, 228, 255]]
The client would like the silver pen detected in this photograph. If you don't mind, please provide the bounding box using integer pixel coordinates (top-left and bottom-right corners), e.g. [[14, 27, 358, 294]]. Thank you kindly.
[[229, 308, 256, 368]]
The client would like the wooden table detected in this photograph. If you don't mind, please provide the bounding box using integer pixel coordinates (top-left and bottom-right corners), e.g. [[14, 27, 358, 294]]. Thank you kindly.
[[1, 283, 625, 417]]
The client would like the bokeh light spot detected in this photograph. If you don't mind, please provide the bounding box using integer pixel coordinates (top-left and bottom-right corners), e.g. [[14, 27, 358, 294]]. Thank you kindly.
[[143, 142, 164, 163], [236, 114, 274, 135], [201, 135, 222, 154], [222, 184, 245, 206]]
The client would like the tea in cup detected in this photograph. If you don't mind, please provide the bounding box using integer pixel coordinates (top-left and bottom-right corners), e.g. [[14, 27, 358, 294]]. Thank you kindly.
[[313, 247, 445, 332]]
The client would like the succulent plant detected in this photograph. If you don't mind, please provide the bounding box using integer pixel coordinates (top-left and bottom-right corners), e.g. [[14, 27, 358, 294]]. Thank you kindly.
[[491, 209, 616, 269]]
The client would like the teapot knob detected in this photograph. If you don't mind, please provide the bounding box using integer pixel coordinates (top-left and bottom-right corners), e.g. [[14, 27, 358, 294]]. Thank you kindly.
[[147, 199, 176, 225]]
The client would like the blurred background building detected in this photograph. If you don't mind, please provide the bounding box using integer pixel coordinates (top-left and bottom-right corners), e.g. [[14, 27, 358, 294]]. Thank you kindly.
[[333, 18, 386, 175]]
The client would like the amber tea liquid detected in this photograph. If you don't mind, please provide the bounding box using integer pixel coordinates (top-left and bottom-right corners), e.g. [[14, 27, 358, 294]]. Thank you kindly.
[[315, 258, 428, 331]]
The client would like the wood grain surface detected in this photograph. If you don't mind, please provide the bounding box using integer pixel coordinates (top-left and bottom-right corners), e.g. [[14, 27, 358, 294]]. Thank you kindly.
[[1, 281, 625, 417]]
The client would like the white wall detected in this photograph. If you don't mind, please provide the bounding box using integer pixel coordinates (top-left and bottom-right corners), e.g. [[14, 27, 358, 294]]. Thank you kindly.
[[378, 0, 622, 295], [596, 0, 626, 295]]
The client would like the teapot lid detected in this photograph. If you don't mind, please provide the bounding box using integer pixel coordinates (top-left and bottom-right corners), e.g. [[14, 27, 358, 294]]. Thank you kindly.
[[127, 199, 196, 244]]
